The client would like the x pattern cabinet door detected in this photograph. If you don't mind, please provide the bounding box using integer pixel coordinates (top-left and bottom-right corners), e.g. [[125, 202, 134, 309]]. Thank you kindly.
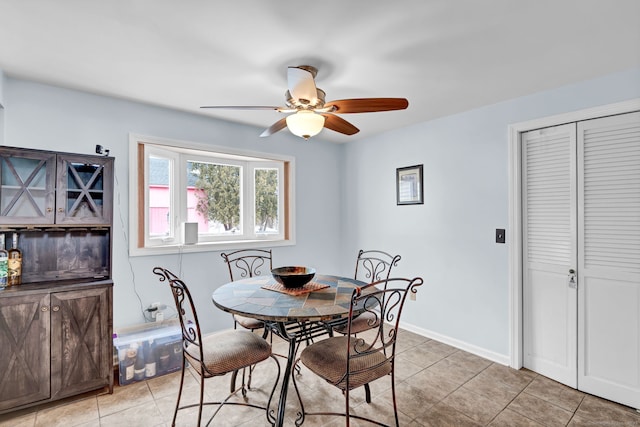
[[50, 287, 112, 400], [0, 293, 51, 411], [0, 149, 56, 224], [55, 155, 113, 225]]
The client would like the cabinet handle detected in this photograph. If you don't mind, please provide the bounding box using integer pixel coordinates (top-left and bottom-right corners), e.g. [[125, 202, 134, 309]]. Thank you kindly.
[[52, 305, 60, 312], [41, 306, 49, 312], [57, 208, 64, 213], [47, 207, 53, 213]]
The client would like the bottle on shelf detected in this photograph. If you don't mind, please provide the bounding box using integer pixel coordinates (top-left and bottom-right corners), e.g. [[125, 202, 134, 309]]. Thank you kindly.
[[123, 344, 138, 382], [133, 341, 146, 381], [144, 339, 157, 378], [158, 345, 170, 373], [7, 232, 22, 286], [0, 234, 8, 289]]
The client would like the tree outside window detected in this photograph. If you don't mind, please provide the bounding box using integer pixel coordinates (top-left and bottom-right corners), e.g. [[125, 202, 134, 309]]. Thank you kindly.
[[192, 162, 241, 233], [255, 168, 278, 233]]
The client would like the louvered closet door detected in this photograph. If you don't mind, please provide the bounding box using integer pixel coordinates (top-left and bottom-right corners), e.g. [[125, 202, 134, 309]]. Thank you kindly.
[[577, 111, 640, 409], [522, 123, 578, 388]]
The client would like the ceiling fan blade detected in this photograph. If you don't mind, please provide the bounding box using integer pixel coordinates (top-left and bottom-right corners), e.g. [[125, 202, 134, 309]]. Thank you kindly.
[[287, 66, 318, 104], [200, 105, 281, 110], [324, 98, 409, 114], [320, 113, 360, 136], [260, 117, 288, 137]]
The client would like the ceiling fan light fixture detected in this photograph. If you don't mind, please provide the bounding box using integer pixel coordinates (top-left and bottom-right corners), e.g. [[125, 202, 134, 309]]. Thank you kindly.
[[286, 110, 325, 140], [201, 65, 408, 139]]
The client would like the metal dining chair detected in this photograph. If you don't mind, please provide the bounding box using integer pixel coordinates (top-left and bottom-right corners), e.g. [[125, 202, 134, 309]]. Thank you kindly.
[[354, 249, 402, 283], [331, 249, 403, 403], [220, 249, 275, 391], [292, 277, 423, 426], [222, 248, 315, 387], [333, 249, 402, 335], [221, 249, 272, 334], [153, 267, 280, 427]]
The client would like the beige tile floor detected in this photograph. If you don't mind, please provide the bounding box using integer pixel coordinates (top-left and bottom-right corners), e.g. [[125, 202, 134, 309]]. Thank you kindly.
[[1, 329, 639, 426]]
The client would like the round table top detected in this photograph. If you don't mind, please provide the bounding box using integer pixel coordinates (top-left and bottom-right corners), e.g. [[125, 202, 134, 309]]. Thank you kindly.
[[212, 274, 366, 322]]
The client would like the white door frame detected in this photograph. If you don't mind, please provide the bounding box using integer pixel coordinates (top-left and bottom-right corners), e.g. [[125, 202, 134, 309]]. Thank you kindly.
[[507, 98, 640, 369]]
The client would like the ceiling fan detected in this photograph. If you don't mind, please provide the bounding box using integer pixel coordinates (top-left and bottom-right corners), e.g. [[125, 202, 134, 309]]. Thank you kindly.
[[200, 65, 409, 140]]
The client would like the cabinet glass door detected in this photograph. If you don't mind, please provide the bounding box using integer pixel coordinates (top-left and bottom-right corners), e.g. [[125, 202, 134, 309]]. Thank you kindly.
[[56, 156, 113, 225], [0, 149, 56, 224]]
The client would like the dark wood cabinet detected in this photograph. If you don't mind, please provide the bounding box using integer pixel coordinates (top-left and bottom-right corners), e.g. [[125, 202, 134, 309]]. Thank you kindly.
[[0, 147, 113, 226], [0, 147, 114, 284], [0, 146, 114, 414], [0, 281, 113, 413]]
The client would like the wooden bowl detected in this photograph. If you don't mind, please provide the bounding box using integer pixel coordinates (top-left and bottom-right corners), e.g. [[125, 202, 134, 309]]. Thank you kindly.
[[271, 266, 316, 289]]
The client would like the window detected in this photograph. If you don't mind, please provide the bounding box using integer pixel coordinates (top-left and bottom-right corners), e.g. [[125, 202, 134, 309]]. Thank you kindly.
[[129, 134, 294, 255]]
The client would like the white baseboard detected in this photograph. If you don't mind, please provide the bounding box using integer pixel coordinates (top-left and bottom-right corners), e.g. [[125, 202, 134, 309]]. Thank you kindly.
[[400, 321, 511, 367]]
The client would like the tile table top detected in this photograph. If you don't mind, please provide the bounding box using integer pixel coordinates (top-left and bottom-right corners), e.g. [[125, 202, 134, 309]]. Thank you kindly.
[[212, 274, 366, 322]]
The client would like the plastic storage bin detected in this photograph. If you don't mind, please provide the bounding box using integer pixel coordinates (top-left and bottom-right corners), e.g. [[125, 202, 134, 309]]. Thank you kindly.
[[113, 319, 183, 386]]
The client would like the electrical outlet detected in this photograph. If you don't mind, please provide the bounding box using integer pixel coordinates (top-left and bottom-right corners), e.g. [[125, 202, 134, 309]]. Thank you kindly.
[[146, 303, 161, 320]]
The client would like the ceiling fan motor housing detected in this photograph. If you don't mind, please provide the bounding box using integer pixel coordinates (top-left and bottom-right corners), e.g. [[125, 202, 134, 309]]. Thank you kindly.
[[286, 88, 326, 109]]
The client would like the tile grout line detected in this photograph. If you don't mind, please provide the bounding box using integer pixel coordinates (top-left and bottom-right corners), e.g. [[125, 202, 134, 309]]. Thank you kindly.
[[564, 394, 587, 426]]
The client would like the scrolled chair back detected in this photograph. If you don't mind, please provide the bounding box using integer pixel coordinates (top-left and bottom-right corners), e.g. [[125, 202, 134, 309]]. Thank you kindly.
[[354, 249, 402, 283], [293, 276, 423, 426], [152, 267, 206, 373], [221, 249, 273, 281], [344, 277, 423, 386]]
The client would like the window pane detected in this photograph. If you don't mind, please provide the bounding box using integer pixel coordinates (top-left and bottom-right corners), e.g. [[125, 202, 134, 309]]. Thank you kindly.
[[189, 161, 242, 235], [148, 156, 172, 238], [133, 136, 292, 255], [255, 168, 279, 234]]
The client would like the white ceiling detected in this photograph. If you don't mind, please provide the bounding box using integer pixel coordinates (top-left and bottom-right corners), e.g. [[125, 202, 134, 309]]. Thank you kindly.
[[1, 1, 639, 143]]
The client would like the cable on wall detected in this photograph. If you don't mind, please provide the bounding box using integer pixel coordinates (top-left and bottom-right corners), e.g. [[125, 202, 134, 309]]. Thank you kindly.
[[113, 172, 149, 322]]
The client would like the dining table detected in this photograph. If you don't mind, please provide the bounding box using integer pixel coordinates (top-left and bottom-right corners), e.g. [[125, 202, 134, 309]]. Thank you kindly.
[[211, 273, 367, 427]]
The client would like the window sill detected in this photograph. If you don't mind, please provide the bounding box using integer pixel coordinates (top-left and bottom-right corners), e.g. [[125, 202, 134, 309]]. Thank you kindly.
[[128, 238, 295, 257]]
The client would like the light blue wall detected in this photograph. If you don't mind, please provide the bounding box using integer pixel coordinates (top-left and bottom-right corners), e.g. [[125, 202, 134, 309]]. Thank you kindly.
[[340, 67, 640, 358], [3, 77, 345, 334], [4, 67, 640, 359]]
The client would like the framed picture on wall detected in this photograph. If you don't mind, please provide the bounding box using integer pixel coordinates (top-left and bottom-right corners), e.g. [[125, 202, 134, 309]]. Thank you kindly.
[[396, 164, 424, 205]]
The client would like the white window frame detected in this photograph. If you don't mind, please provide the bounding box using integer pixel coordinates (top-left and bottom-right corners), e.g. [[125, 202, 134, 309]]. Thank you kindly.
[[129, 133, 295, 256], [145, 145, 179, 247], [252, 162, 285, 237]]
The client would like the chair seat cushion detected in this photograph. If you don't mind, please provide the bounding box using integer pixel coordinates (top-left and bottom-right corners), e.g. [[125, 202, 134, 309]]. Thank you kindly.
[[333, 311, 380, 335], [234, 314, 265, 330], [186, 329, 271, 376], [300, 336, 391, 391]]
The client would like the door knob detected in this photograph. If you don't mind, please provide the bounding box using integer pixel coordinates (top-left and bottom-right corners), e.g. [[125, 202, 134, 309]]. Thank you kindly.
[[568, 270, 577, 289]]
